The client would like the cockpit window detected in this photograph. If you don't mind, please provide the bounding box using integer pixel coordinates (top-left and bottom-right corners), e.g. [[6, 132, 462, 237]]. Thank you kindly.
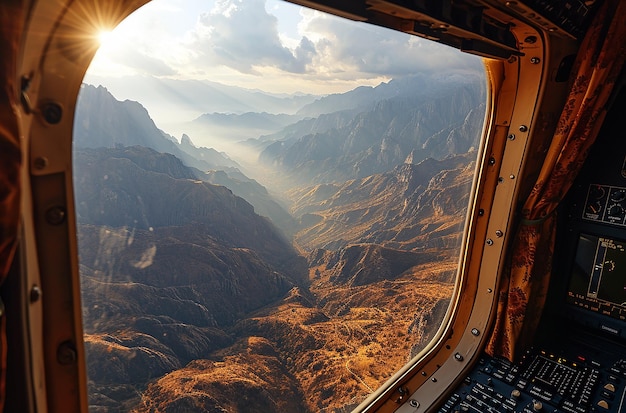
[[74, 0, 485, 411]]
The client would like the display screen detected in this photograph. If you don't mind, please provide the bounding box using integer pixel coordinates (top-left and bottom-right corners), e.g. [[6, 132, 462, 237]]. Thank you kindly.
[[567, 234, 626, 322]]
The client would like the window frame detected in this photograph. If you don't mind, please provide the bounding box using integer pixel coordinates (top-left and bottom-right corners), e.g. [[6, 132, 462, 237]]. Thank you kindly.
[[15, 1, 580, 412]]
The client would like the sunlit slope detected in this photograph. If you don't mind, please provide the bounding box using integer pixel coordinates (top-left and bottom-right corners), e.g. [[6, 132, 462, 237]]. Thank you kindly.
[[289, 152, 476, 252], [134, 260, 455, 413]]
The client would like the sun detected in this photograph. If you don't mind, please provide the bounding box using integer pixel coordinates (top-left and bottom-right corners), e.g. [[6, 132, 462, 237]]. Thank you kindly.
[[93, 27, 126, 57], [97, 29, 115, 47]]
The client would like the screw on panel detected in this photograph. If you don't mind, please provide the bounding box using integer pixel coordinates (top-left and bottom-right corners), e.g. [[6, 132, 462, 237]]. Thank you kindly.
[[486, 239, 494, 246], [508, 134, 516, 140], [498, 177, 504, 183], [431, 377, 437, 382], [478, 209, 485, 216], [487, 288, 493, 293], [409, 399, 419, 408], [33, 157, 48, 170], [41, 102, 63, 125], [395, 386, 408, 403], [30, 285, 42, 303], [530, 57, 540, 64], [45, 206, 66, 225], [471, 328, 480, 336], [454, 352, 464, 361], [519, 125, 529, 132], [510, 174, 516, 179], [488, 157, 496, 165], [495, 230, 504, 237], [57, 341, 77, 365]]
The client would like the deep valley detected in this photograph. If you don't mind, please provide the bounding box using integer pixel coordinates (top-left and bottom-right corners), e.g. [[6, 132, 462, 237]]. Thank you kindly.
[[74, 72, 484, 412]]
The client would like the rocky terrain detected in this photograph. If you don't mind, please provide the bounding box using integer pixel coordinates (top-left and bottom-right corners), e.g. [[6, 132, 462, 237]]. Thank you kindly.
[[256, 73, 484, 189], [74, 147, 307, 411], [74, 72, 484, 412], [76, 145, 464, 412]]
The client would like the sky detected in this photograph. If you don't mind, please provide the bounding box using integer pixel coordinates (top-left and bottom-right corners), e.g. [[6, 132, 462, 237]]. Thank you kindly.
[[85, 0, 482, 95]]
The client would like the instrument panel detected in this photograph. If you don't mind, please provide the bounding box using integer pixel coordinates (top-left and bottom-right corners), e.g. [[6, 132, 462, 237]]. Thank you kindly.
[[583, 184, 626, 226]]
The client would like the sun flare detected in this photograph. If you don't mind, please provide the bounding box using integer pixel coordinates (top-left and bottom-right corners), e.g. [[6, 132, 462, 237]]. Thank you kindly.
[[97, 30, 115, 47]]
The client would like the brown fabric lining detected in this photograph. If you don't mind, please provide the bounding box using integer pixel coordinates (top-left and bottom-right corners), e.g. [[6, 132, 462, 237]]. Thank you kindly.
[[1, 1, 25, 409]]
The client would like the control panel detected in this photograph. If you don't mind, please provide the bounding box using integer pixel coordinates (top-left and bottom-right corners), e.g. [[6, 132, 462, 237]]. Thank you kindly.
[[439, 347, 626, 413], [583, 184, 626, 226]]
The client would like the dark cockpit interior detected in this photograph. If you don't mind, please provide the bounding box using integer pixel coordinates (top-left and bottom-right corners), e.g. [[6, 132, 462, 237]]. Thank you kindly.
[[438, 77, 626, 413]]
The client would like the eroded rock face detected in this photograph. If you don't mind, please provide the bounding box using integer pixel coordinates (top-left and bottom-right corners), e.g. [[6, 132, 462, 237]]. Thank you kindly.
[[133, 338, 311, 413], [259, 74, 484, 187], [76, 147, 307, 411], [77, 145, 468, 412], [290, 152, 476, 253]]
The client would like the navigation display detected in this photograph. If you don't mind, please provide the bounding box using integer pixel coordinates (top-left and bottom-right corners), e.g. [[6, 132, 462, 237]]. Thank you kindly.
[[567, 233, 626, 322]]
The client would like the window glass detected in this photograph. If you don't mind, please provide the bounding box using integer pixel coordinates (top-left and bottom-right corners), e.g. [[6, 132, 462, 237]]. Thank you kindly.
[[74, 1, 485, 411]]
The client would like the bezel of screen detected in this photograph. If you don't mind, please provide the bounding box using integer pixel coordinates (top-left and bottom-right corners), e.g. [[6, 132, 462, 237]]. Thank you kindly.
[[567, 233, 626, 334]]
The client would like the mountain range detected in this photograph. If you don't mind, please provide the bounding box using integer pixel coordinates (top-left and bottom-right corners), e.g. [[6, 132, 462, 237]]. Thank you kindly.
[[73, 70, 484, 412], [82, 74, 319, 139], [257, 73, 484, 189], [74, 146, 307, 411]]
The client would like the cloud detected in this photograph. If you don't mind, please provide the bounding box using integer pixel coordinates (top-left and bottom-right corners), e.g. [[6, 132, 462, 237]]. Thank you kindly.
[[299, 10, 482, 78], [180, 0, 481, 81], [186, 0, 313, 74], [88, 0, 483, 93]]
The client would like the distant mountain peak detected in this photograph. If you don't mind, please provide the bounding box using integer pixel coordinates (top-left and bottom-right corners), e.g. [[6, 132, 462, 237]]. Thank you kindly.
[[180, 133, 195, 147]]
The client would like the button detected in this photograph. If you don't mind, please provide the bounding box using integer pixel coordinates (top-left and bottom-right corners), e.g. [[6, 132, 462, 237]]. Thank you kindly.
[[597, 400, 610, 410], [604, 383, 616, 392]]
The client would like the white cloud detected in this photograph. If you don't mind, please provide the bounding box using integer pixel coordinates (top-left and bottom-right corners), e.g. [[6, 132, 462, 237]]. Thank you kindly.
[[184, 0, 312, 74], [88, 0, 482, 92], [298, 10, 481, 78], [178, 0, 480, 81]]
